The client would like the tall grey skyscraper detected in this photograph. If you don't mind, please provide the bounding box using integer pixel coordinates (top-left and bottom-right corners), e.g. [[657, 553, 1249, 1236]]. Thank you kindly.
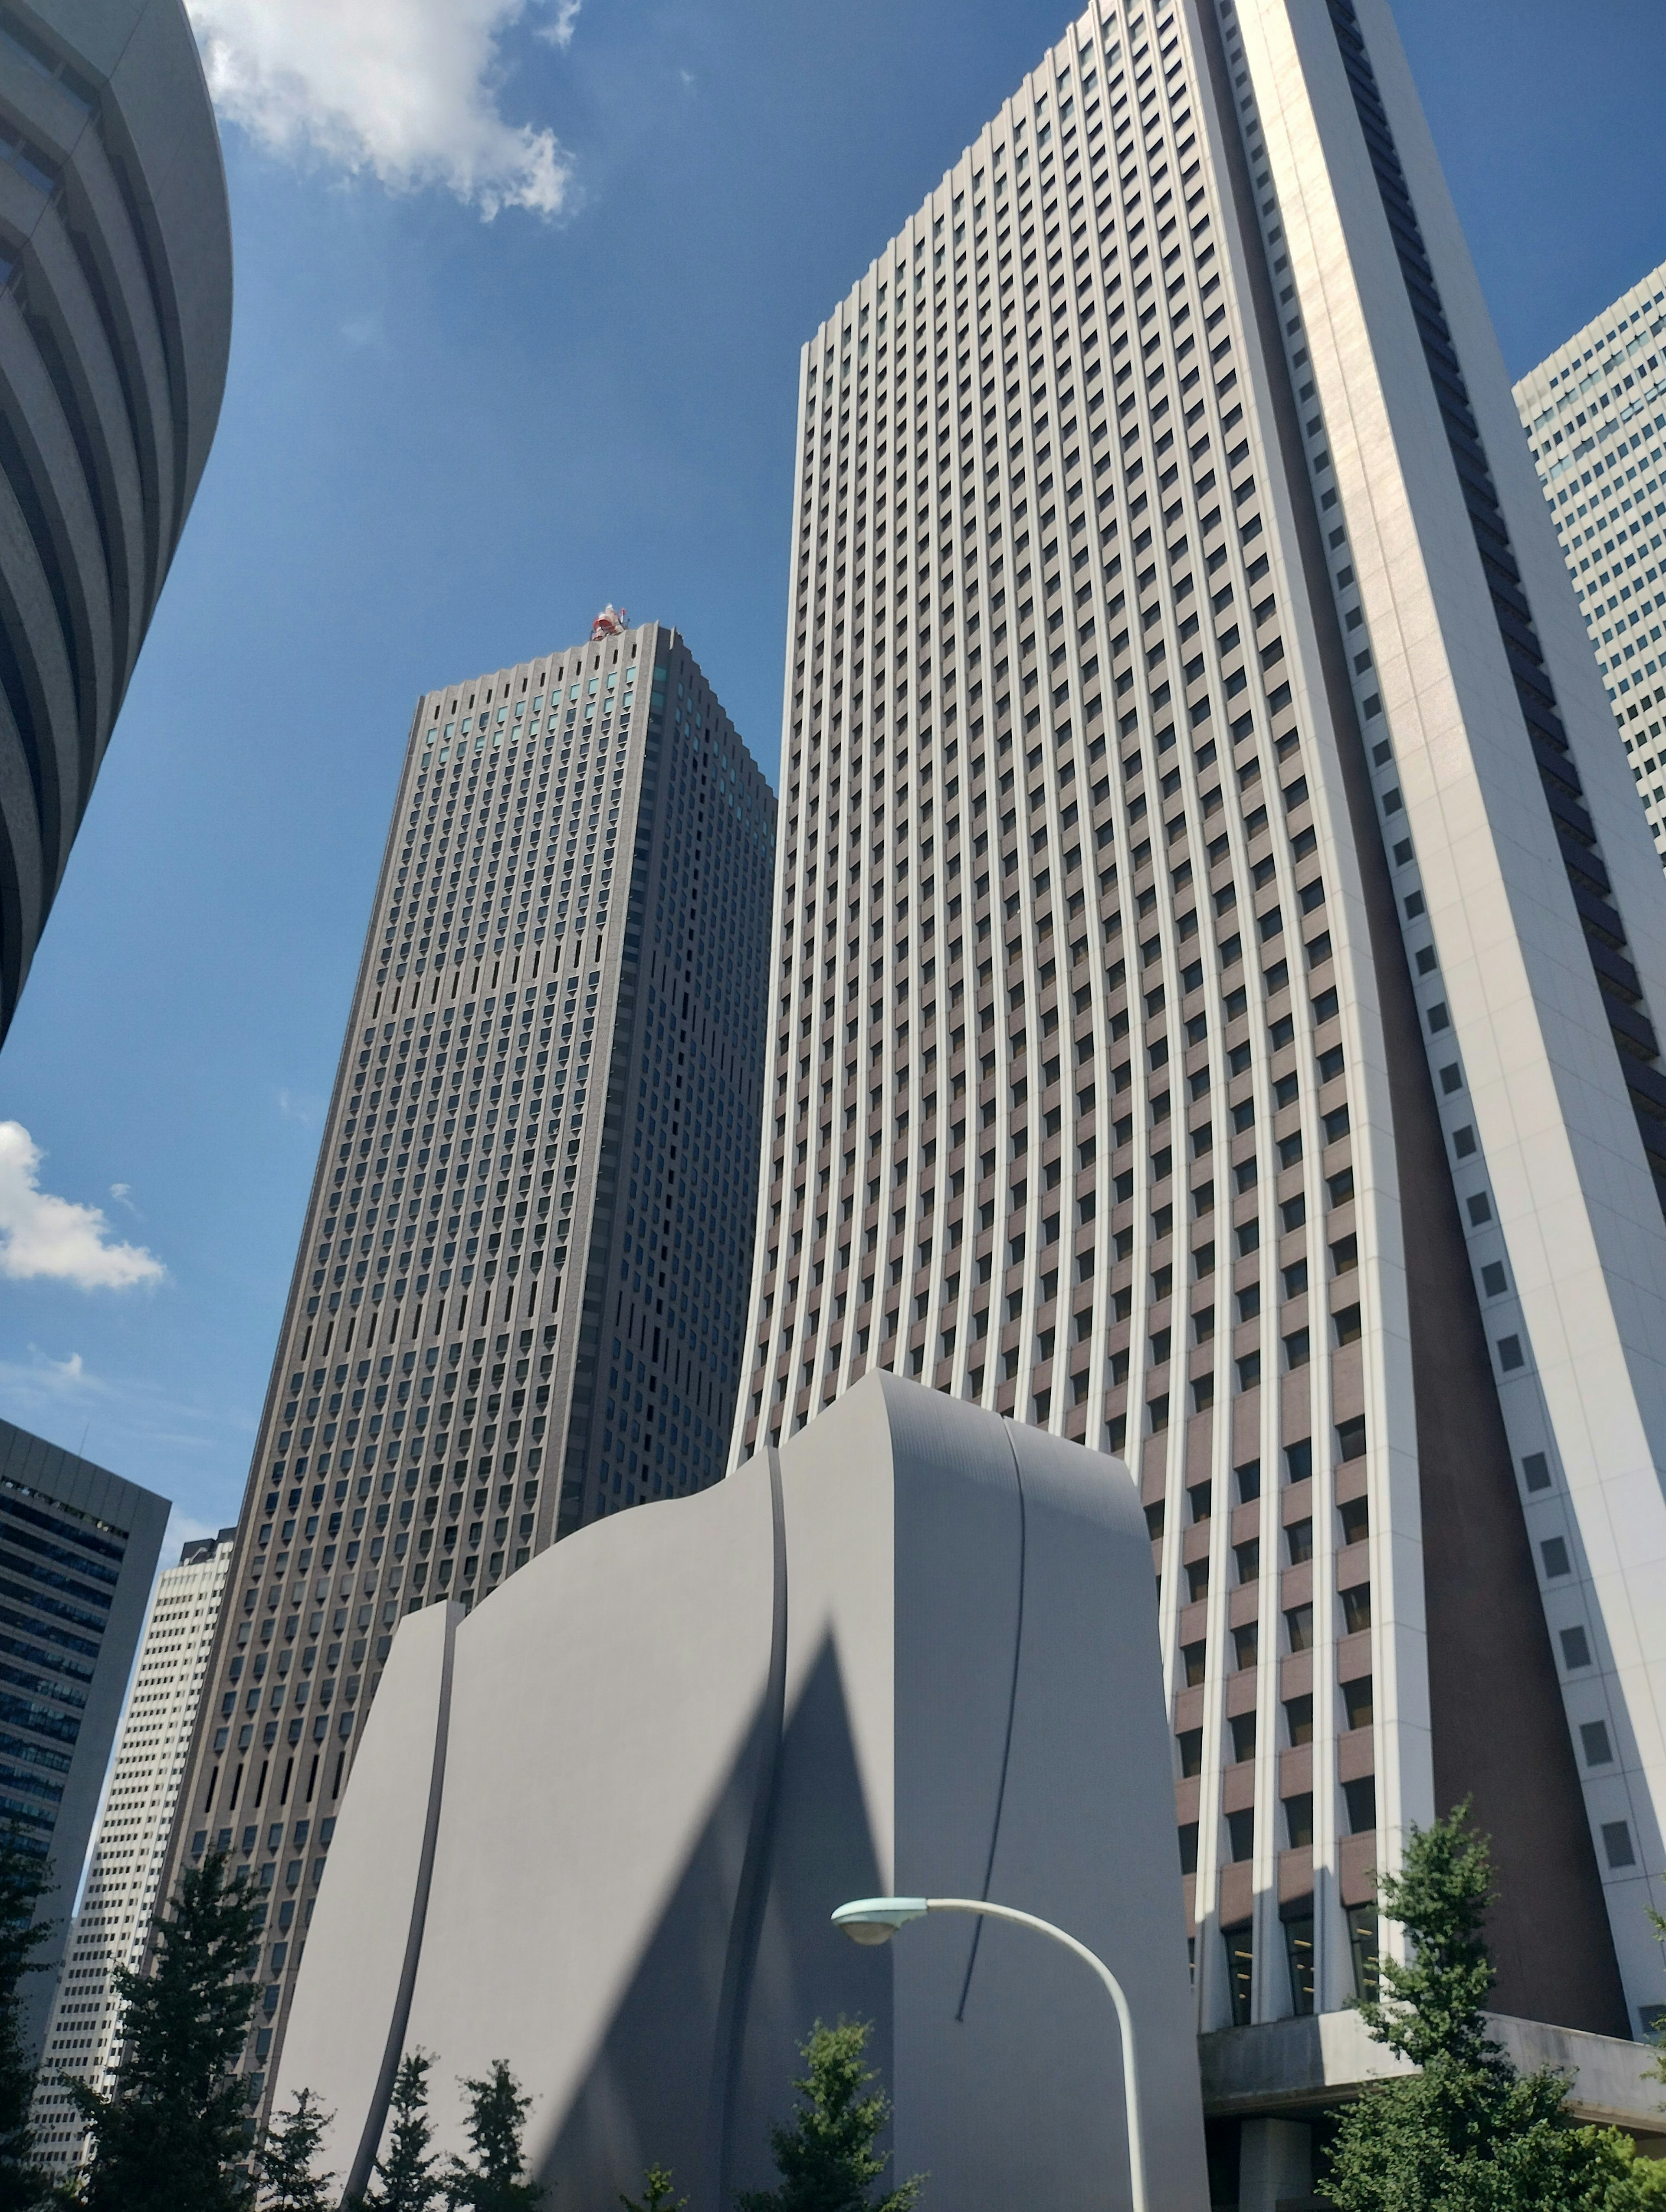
[[31, 1526, 233, 2180], [162, 617, 773, 2111], [0, 1421, 167, 2058], [1514, 265, 1666, 857], [733, 0, 1666, 2173], [0, 0, 231, 1042]]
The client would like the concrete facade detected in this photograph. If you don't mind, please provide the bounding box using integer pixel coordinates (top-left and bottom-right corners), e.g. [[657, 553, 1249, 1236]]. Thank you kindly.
[[0, 1419, 167, 2058], [1513, 264, 1666, 862], [157, 623, 775, 2116], [30, 1526, 233, 2179], [276, 1373, 1210, 2212], [734, 0, 1666, 2188], [0, 0, 232, 1039]]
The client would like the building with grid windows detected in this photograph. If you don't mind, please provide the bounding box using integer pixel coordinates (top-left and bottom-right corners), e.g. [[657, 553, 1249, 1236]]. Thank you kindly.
[[0, 1421, 166, 2061], [158, 619, 774, 2118], [30, 1525, 233, 2180], [1514, 266, 1666, 861], [733, 0, 1666, 2189]]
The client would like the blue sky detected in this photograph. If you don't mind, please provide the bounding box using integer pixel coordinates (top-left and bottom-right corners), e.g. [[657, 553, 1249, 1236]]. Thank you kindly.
[[0, 0, 1661, 1554]]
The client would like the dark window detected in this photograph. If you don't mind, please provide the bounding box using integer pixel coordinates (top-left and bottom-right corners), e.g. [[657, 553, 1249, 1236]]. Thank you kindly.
[[1283, 1904, 1316, 2017], [1223, 1920, 1254, 2026], [1343, 1775, 1377, 1835]]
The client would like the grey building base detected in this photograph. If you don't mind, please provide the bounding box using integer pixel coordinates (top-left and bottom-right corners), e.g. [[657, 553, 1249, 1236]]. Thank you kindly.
[[1202, 2012, 1666, 2208], [275, 1373, 1209, 2210]]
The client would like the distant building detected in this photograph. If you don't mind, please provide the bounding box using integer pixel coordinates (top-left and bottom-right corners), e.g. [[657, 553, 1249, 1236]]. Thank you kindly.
[[1513, 264, 1666, 857], [0, 1423, 167, 2058], [161, 622, 774, 2116], [0, 0, 232, 1041], [30, 1526, 233, 2181]]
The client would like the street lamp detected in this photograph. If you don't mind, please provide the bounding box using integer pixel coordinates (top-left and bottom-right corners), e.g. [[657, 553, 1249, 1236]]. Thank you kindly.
[[832, 1895, 1148, 2212]]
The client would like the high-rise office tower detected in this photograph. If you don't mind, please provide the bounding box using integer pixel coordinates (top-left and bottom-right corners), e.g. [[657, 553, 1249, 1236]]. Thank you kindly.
[[0, 1422, 167, 2058], [1514, 267, 1666, 858], [0, 0, 231, 1043], [734, 0, 1666, 2156], [161, 618, 773, 2112], [30, 1526, 234, 2180]]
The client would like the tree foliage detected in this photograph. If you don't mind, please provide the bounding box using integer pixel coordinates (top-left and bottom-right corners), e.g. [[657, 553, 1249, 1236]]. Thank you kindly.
[[1325, 1803, 1666, 2211], [442, 2059, 542, 2210], [737, 2019, 923, 2212], [69, 1850, 263, 2212], [619, 2164, 685, 2212], [0, 1828, 54, 2212], [254, 2087, 335, 2212], [356, 2052, 441, 2212]]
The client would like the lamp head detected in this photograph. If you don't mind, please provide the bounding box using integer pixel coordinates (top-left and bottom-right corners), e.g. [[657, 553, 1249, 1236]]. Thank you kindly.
[[832, 1897, 930, 1947]]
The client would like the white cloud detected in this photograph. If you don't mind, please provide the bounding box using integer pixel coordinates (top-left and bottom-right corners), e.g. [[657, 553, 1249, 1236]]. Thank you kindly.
[[0, 1125, 165, 1290], [0, 1347, 98, 1397], [184, 0, 575, 219], [276, 1089, 322, 1126], [540, 0, 582, 47]]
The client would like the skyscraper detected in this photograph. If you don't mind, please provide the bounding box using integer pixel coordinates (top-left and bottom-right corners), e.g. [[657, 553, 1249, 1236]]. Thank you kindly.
[[162, 618, 773, 2111], [1514, 265, 1666, 858], [30, 1526, 234, 2181], [0, 0, 232, 1043], [0, 1421, 167, 2058], [734, 0, 1666, 2162]]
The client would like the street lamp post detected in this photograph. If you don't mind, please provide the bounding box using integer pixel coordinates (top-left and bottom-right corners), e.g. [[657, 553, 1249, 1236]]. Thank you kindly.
[[832, 1894, 1148, 2212]]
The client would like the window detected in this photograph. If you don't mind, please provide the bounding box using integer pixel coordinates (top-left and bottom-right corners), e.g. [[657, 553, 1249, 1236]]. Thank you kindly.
[[1341, 1583, 1372, 1634], [1285, 1603, 1314, 1652], [1178, 1822, 1200, 1875], [1283, 1904, 1316, 2016], [1233, 1622, 1259, 1671], [1177, 1727, 1204, 1777], [1223, 1921, 1254, 2026], [1226, 1809, 1256, 1863], [1343, 1776, 1377, 1835], [1342, 1676, 1374, 1731], [1603, 1821, 1636, 1870], [1183, 1639, 1208, 1687], [1284, 1694, 1313, 1746], [1338, 1495, 1370, 1547], [1285, 1517, 1314, 1565], [1541, 1537, 1571, 1580], [1283, 1793, 1314, 1849], [1230, 1712, 1258, 1763], [1235, 1458, 1262, 1503], [1284, 1438, 1312, 1484], [1336, 1415, 1367, 1463], [1348, 1906, 1380, 2002], [1561, 1626, 1592, 1670], [1581, 1721, 1614, 1767]]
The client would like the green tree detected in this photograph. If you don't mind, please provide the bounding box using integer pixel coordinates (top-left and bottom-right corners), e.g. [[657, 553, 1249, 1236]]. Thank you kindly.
[[69, 1849, 263, 2212], [0, 1827, 54, 2212], [443, 2060, 543, 2210], [254, 2087, 335, 2211], [737, 2019, 923, 2212], [357, 2052, 441, 2212], [620, 2166, 685, 2212], [1325, 1803, 1666, 2210]]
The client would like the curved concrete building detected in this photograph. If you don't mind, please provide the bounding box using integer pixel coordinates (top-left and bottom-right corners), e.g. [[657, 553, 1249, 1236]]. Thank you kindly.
[[0, 0, 231, 1039], [275, 1374, 1210, 2212]]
